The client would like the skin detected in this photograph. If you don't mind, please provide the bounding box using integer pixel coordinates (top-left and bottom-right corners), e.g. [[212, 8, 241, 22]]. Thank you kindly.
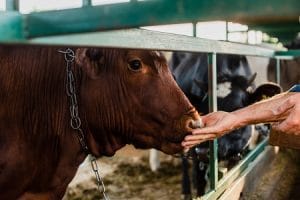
[[182, 92, 300, 150]]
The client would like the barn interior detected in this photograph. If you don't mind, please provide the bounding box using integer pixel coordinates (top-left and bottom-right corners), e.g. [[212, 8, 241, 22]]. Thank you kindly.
[[0, 0, 299, 199]]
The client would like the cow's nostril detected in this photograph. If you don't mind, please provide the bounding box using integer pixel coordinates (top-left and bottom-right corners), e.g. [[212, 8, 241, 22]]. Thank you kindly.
[[187, 118, 203, 129]]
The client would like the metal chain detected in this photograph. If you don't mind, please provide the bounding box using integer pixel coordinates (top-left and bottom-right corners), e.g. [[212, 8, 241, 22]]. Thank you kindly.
[[90, 155, 110, 200], [59, 48, 110, 200]]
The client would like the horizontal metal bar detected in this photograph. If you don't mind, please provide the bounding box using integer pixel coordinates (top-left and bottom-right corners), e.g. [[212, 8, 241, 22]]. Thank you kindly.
[[201, 138, 268, 200], [1, 0, 298, 45], [10, 0, 300, 39], [249, 22, 300, 33], [0, 11, 24, 40], [13, 29, 277, 57], [5, 0, 19, 11], [275, 50, 300, 57]]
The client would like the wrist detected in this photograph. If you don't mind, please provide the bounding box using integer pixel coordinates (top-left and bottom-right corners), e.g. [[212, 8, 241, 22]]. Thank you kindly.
[[230, 110, 247, 129]]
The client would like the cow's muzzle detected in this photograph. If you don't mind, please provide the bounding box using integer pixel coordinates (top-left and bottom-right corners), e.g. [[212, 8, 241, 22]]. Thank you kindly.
[[173, 108, 202, 140]]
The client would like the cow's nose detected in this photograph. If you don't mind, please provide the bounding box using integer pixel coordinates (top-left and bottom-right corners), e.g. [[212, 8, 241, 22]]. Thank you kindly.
[[187, 118, 203, 129], [185, 109, 203, 130]]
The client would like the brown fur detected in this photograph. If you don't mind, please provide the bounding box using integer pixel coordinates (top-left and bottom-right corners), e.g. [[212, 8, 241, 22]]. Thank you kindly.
[[0, 45, 199, 199], [267, 58, 300, 91]]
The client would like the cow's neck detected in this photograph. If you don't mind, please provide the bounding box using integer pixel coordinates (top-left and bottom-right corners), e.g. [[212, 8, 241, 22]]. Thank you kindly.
[[0, 46, 88, 197]]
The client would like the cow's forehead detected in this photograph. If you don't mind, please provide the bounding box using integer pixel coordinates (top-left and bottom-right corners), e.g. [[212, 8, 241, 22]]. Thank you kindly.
[[126, 50, 163, 58]]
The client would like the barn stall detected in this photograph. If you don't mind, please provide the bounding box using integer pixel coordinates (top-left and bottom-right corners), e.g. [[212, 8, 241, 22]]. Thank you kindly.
[[0, 0, 299, 199]]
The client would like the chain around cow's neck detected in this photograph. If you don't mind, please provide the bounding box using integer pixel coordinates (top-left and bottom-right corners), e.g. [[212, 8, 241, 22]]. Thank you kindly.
[[59, 48, 110, 200]]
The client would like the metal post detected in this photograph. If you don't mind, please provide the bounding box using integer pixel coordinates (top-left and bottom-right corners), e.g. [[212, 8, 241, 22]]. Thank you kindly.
[[82, 0, 92, 7], [275, 58, 281, 85], [193, 22, 197, 37], [208, 53, 218, 190], [225, 21, 229, 41], [5, 0, 19, 11]]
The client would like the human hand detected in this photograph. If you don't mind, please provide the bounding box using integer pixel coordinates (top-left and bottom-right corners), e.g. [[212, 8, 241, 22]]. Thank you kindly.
[[272, 93, 300, 135], [182, 111, 239, 150]]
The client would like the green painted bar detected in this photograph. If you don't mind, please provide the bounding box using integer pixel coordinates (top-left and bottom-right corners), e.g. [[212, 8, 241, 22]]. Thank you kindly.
[[275, 50, 300, 57], [0, 11, 24, 40], [208, 53, 218, 190], [25, 0, 300, 38], [201, 138, 268, 200], [82, 0, 92, 7], [5, 0, 18, 11], [23, 29, 277, 57], [249, 22, 300, 42], [250, 23, 300, 33], [275, 59, 281, 85]]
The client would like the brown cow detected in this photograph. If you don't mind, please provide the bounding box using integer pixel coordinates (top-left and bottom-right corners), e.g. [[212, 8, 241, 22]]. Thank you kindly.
[[0, 45, 201, 200], [267, 58, 300, 91], [268, 38, 300, 91]]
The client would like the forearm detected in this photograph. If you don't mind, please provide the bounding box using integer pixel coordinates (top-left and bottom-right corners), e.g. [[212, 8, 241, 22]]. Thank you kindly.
[[232, 92, 295, 128]]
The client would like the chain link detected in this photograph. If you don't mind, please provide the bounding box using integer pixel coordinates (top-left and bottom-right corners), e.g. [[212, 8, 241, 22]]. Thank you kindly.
[[59, 48, 110, 200], [90, 155, 110, 200]]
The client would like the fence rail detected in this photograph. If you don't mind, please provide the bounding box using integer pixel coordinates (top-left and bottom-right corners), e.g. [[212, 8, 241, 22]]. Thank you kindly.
[[1, 0, 300, 41]]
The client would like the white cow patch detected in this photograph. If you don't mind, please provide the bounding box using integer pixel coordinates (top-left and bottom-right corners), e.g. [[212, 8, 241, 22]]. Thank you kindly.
[[149, 149, 160, 172], [217, 82, 232, 98]]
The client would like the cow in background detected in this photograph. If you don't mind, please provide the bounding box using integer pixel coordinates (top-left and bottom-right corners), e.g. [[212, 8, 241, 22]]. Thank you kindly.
[[268, 37, 300, 91], [169, 52, 281, 198]]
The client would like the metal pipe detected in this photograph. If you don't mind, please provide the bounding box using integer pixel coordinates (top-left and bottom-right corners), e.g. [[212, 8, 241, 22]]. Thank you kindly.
[[5, 0, 19, 11], [275, 58, 281, 85], [226, 21, 229, 41], [82, 0, 92, 7], [208, 52, 218, 190], [193, 22, 197, 37]]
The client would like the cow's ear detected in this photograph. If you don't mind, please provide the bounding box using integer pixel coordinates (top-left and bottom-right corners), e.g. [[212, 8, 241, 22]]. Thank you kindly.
[[75, 48, 104, 79], [249, 83, 282, 104]]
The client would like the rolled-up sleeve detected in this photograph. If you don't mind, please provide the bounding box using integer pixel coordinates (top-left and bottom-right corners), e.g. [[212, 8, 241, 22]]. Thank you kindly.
[[288, 84, 300, 92]]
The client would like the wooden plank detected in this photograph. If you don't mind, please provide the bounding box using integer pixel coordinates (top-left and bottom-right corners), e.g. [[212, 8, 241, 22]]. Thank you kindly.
[[200, 138, 268, 200], [218, 146, 278, 200]]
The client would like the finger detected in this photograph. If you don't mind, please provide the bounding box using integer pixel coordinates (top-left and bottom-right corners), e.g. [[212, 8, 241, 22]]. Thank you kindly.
[[183, 139, 214, 149], [182, 140, 206, 147], [183, 142, 206, 150], [184, 134, 216, 141], [192, 127, 218, 135]]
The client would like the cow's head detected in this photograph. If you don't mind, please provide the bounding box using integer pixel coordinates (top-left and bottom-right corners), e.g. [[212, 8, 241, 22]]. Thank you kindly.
[[75, 48, 201, 156]]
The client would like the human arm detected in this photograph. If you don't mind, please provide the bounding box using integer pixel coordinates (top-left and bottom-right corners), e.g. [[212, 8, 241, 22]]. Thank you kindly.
[[272, 92, 300, 135], [182, 92, 300, 149]]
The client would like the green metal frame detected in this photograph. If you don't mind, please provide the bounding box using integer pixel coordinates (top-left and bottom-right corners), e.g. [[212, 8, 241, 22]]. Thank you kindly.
[[1, 0, 300, 41], [201, 138, 269, 200], [208, 53, 218, 190], [0, 1, 299, 199]]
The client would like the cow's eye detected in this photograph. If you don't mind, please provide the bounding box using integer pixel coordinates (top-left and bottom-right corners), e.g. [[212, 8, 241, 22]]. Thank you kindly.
[[128, 59, 142, 71]]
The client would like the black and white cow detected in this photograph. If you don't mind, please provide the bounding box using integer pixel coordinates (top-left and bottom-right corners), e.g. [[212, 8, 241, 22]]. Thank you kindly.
[[168, 52, 281, 198]]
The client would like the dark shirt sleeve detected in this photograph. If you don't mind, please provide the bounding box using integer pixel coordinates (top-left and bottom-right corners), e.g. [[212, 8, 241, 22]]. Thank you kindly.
[[288, 84, 300, 92]]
